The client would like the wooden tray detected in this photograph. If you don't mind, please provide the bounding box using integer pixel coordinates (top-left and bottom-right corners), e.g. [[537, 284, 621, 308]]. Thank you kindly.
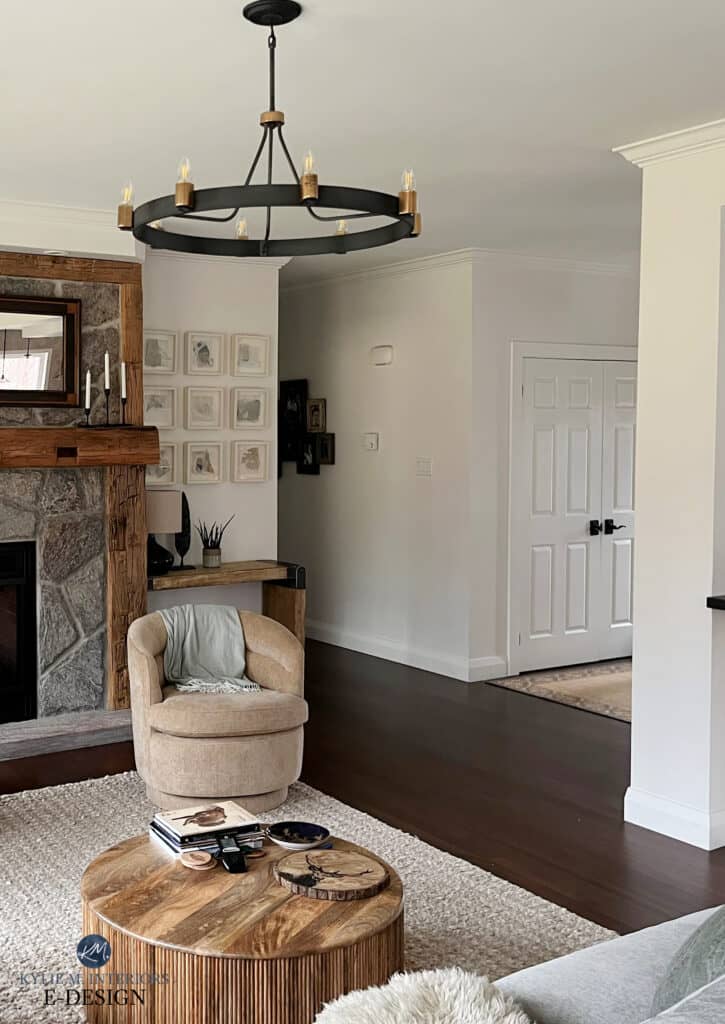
[[274, 849, 390, 901]]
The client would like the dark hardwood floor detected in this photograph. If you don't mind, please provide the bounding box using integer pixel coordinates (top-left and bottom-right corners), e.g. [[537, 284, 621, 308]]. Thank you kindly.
[[4, 640, 725, 936], [301, 640, 725, 935]]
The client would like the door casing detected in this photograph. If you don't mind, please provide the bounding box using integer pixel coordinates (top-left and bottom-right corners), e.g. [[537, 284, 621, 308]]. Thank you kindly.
[[507, 342, 638, 676]]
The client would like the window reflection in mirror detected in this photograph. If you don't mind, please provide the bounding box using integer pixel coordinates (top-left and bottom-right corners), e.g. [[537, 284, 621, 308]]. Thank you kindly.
[[0, 314, 64, 392], [0, 297, 80, 407]]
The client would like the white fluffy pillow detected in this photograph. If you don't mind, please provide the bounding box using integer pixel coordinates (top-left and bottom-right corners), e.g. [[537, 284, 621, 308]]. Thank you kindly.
[[315, 968, 534, 1024]]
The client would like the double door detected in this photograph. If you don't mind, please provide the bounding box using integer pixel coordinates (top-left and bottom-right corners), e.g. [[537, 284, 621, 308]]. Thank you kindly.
[[513, 358, 636, 673]]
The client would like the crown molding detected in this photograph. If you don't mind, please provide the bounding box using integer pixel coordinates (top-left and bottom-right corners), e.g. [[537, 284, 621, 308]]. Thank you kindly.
[[145, 250, 290, 271], [280, 247, 636, 293], [0, 198, 142, 261], [614, 118, 725, 168]]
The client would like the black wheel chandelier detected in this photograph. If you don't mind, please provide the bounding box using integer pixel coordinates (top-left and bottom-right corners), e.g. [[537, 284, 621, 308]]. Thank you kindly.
[[117, 0, 421, 258]]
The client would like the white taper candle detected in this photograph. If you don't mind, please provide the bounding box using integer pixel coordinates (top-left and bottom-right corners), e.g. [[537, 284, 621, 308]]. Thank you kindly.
[[104, 351, 110, 391], [120, 361, 127, 400], [85, 369, 91, 411]]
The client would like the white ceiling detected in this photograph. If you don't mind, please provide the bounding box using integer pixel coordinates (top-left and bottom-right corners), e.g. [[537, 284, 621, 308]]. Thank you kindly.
[[3, 0, 725, 284]]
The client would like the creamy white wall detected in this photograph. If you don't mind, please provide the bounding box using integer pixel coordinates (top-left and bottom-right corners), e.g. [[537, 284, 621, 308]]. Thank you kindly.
[[470, 254, 640, 668], [278, 249, 638, 680], [143, 252, 284, 613], [616, 122, 725, 848], [279, 254, 474, 678]]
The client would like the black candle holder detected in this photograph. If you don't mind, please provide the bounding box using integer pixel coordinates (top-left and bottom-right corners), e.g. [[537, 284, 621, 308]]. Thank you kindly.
[[83, 408, 91, 427], [104, 388, 111, 426], [121, 396, 127, 426]]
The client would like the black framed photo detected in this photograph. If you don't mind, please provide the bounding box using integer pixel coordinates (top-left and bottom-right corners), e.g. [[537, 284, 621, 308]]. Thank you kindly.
[[297, 435, 320, 475], [316, 433, 335, 465], [306, 397, 327, 433], [279, 378, 308, 462]]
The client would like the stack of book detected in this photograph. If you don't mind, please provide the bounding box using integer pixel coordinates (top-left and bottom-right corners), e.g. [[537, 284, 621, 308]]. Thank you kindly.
[[149, 800, 265, 856]]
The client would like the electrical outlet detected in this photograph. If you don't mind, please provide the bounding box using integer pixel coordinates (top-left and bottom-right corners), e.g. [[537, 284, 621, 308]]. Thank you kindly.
[[415, 457, 432, 477], [362, 433, 379, 451]]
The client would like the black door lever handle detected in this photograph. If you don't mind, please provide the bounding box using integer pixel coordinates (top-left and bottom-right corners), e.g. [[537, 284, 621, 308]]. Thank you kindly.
[[604, 518, 626, 534], [589, 520, 602, 536]]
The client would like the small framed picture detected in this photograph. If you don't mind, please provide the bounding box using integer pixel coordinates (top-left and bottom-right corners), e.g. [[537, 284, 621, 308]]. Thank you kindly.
[[143, 330, 177, 374], [279, 378, 308, 461], [185, 387, 224, 430], [231, 334, 270, 377], [185, 442, 224, 484], [306, 398, 326, 433], [231, 440, 269, 482], [144, 386, 176, 429], [232, 387, 268, 429], [146, 442, 177, 487], [186, 331, 224, 375], [316, 432, 335, 465], [297, 435, 320, 475]]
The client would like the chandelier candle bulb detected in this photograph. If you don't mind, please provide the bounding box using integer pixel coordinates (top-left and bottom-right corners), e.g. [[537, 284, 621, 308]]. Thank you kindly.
[[175, 156, 195, 210], [300, 149, 319, 201], [336, 219, 348, 235], [235, 217, 249, 240], [398, 169, 417, 215], [117, 181, 134, 229]]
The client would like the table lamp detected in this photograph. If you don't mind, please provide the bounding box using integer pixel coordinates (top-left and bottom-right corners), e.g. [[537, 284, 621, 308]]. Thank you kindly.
[[146, 489, 181, 576]]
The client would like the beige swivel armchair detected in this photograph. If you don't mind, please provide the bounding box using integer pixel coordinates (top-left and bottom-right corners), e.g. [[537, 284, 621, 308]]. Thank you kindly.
[[127, 609, 307, 811]]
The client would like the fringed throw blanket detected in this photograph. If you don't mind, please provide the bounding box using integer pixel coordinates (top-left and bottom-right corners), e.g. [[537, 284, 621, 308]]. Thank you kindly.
[[158, 604, 261, 694]]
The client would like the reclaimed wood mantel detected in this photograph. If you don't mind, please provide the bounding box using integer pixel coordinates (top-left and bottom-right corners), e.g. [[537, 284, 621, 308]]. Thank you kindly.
[[0, 426, 160, 468]]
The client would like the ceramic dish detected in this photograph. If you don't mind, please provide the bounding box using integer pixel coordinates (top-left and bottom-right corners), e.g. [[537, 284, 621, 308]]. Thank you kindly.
[[266, 821, 331, 851]]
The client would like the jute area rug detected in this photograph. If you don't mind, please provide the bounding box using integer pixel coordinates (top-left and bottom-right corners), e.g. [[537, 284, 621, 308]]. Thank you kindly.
[[488, 659, 632, 722], [0, 773, 615, 1022]]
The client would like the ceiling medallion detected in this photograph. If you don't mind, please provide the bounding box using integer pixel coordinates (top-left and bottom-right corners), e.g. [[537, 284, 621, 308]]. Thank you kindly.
[[117, 0, 421, 258]]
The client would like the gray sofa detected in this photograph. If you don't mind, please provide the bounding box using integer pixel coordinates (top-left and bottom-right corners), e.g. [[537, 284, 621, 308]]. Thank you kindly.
[[497, 906, 723, 1023]]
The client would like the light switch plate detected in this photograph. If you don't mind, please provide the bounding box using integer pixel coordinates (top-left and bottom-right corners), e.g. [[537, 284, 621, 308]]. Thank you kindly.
[[362, 433, 379, 451], [416, 457, 433, 477]]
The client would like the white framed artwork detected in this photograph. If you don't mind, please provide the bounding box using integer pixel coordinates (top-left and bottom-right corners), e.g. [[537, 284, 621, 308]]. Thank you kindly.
[[185, 442, 224, 484], [185, 332, 225, 375], [143, 330, 177, 374], [185, 386, 224, 430], [231, 387, 268, 429], [231, 441, 269, 482], [144, 386, 176, 429], [146, 442, 177, 487], [231, 334, 270, 377]]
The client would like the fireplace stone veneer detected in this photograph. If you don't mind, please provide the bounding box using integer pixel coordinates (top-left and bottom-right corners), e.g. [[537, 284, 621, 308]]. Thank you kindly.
[[0, 468, 106, 715]]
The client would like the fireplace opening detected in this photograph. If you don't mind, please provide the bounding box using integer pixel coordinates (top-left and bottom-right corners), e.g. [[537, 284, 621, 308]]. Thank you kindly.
[[0, 541, 37, 723]]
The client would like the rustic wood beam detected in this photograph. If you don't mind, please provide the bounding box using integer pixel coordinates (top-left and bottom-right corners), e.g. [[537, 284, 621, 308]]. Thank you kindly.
[[0, 252, 141, 285]]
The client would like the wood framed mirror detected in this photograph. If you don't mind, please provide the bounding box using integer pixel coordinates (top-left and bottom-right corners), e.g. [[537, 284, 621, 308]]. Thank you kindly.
[[0, 296, 81, 406]]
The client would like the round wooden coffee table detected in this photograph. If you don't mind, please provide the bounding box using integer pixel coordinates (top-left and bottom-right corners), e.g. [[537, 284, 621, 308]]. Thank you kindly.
[[80, 835, 404, 1024]]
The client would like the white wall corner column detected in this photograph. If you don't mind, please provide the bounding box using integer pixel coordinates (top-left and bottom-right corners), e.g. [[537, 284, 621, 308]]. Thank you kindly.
[[615, 120, 725, 849]]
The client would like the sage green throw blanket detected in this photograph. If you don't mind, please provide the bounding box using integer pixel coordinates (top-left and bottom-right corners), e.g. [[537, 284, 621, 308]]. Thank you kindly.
[[158, 604, 261, 694]]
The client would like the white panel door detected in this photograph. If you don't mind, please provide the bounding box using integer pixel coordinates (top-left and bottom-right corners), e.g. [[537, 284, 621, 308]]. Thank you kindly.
[[600, 361, 637, 658], [514, 356, 636, 672], [517, 359, 605, 671]]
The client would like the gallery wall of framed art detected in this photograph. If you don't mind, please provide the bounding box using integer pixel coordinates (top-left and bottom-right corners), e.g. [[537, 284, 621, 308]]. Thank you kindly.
[[143, 329, 274, 488]]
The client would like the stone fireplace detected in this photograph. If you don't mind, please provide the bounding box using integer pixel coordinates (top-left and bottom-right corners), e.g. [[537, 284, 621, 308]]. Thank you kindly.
[[0, 254, 157, 731]]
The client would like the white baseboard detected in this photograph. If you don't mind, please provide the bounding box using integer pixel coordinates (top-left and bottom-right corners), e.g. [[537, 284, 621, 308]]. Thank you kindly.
[[306, 619, 507, 683], [467, 655, 509, 682], [624, 786, 725, 850]]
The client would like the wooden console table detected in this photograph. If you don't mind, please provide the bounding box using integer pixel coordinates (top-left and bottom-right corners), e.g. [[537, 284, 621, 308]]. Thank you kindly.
[[148, 560, 306, 643]]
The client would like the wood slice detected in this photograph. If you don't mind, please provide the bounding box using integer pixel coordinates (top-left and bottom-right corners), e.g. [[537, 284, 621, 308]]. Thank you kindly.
[[274, 849, 390, 901]]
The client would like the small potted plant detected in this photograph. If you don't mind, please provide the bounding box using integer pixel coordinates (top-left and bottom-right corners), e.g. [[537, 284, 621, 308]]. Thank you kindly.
[[196, 516, 235, 569]]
